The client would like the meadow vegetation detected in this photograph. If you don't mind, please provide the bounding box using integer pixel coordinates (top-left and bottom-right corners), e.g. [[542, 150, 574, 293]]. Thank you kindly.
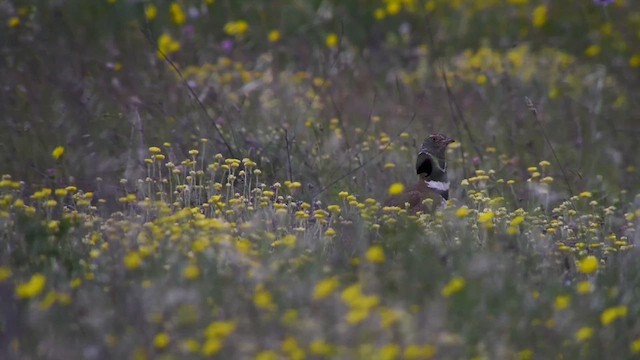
[[1, 0, 640, 359]]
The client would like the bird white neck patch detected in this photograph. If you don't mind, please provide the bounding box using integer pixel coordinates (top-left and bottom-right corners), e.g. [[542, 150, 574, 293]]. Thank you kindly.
[[425, 180, 450, 191]]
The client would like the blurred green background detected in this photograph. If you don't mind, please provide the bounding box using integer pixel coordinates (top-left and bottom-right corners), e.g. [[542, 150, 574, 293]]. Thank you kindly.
[[2, 0, 638, 200]]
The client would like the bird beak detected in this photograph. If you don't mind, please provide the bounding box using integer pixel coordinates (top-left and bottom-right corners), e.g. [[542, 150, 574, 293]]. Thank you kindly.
[[445, 138, 455, 145]]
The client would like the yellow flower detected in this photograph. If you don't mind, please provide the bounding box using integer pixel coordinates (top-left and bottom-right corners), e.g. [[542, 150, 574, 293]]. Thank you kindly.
[[205, 320, 236, 338], [477, 210, 495, 228], [55, 188, 68, 197], [201, 338, 222, 356], [441, 276, 465, 297], [170, 3, 186, 26], [424, 0, 437, 12], [346, 308, 370, 324], [380, 344, 400, 360], [379, 307, 399, 328], [181, 339, 200, 353], [287, 181, 302, 190], [52, 146, 65, 160], [601, 305, 627, 326], [540, 176, 554, 184], [255, 350, 279, 360], [574, 327, 594, 342], [157, 33, 181, 58], [579, 191, 592, 198], [280, 234, 297, 247], [313, 276, 340, 300], [374, 8, 386, 20], [629, 54, 640, 68], [455, 206, 470, 218], [0, 266, 12, 282], [508, 0, 529, 4], [15, 273, 46, 299], [388, 182, 404, 196], [341, 283, 363, 305], [224, 20, 249, 37], [507, 45, 526, 69], [510, 215, 525, 226], [153, 332, 170, 349], [254, 285, 276, 311], [39, 291, 57, 310], [310, 340, 334, 356], [577, 256, 599, 274], [630, 338, 640, 354], [516, 349, 533, 360], [182, 264, 200, 280], [145, 5, 157, 21], [325, 33, 339, 48], [327, 205, 341, 214], [268, 30, 281, 43], [365, 245, 386, 264], [585, 45, 601, 57], [281, 309, 298, 326], [506, 226, 519, 235], [281, 337, 305, 360], [576, 281, 593, 294], [386, 1, 401, 15], [600, 22, 613, 36], [8, 16, 20, 28], [554, 295, 570, 310], [532, 5, 548, 28], [123, 251, 142, 270], [404, 344, 436, 359]]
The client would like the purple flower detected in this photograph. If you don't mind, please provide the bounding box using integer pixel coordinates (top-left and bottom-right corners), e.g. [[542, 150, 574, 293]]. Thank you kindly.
[[221, 39, 234, 53], [593, 0, 614, 6]]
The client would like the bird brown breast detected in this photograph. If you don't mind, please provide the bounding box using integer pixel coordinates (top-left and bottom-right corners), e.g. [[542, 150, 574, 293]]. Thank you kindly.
[[384, 181, 444, 213]]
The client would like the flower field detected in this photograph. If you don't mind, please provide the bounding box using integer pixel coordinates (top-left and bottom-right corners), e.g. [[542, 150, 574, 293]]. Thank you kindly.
[[1, 1, 639, 359]]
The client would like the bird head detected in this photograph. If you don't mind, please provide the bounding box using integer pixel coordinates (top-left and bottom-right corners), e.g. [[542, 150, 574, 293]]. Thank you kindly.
[[415, 134, 454, 177]]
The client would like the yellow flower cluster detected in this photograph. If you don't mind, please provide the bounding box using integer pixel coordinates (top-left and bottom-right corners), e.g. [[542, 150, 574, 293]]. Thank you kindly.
[[313, 276, 340, 300], [441, 276, 465, 297], [601, 305, 628, 326], [366, 245, 386, 264], [254, 284, 276, 311], [341, 283, 380, 325], [157, 33, 181, 58], [15, 273, 46, 299], [224, 20, 249, 37], [202, 320, 236, 356], [170, 3, 186, 26]]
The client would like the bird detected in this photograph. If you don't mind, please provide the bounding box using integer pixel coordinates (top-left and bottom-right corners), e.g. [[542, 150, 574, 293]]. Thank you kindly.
[[385, 134, 455, 213]]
